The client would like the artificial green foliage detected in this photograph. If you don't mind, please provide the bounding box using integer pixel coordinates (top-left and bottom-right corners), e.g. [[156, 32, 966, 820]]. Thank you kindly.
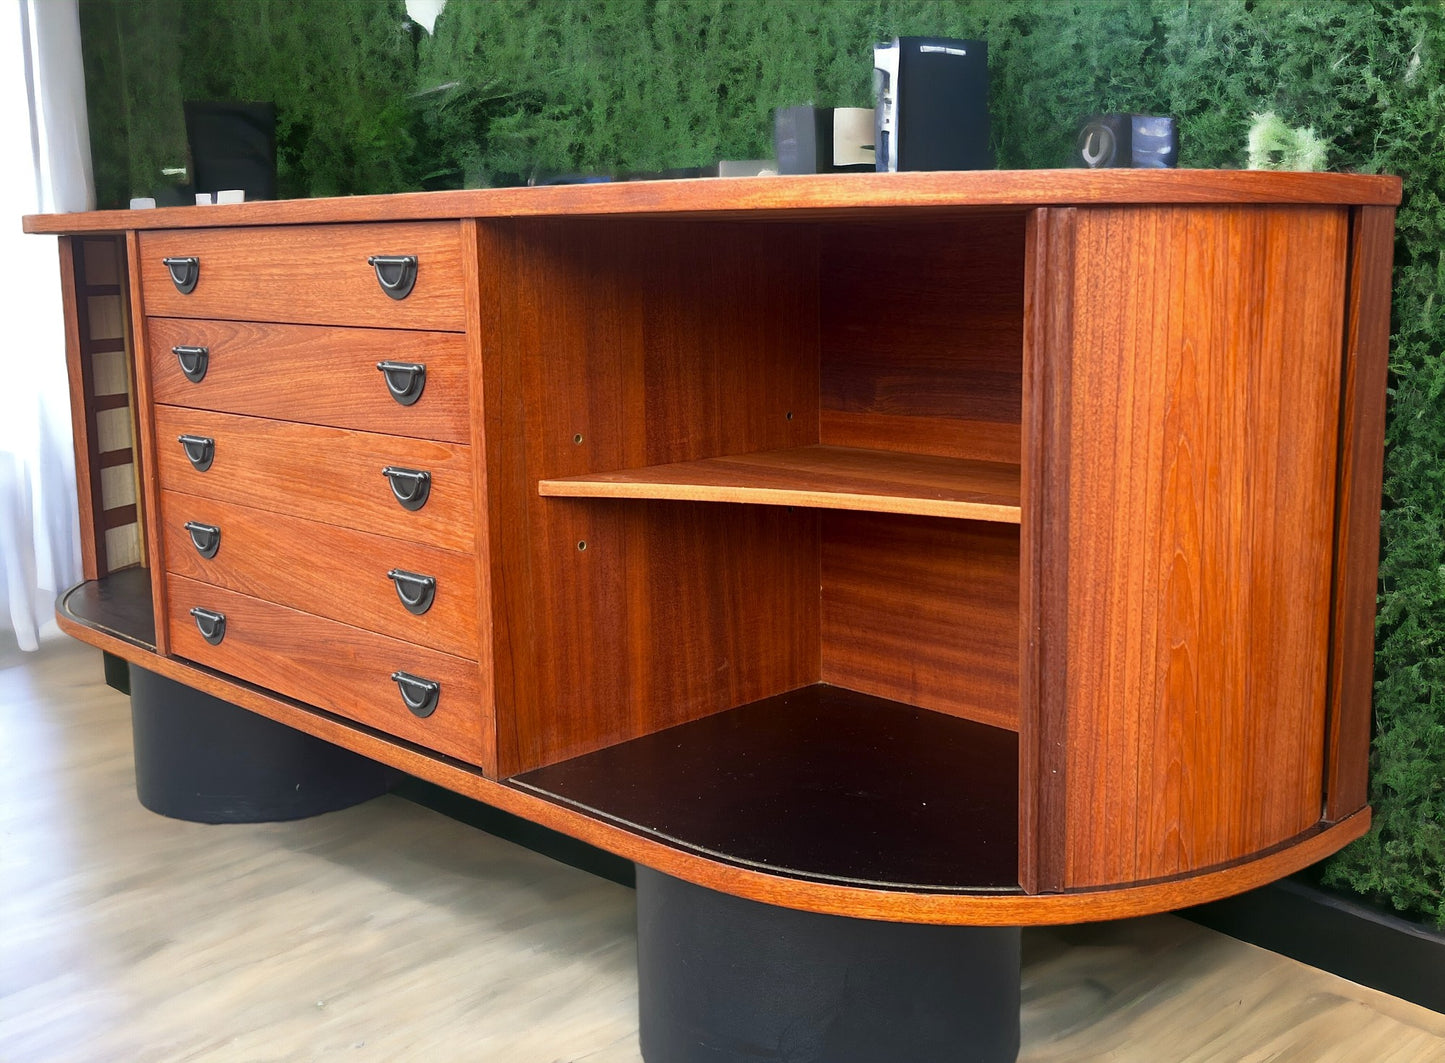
[[77, 0, 1445, 926], [1246, 111, 1328, 171]]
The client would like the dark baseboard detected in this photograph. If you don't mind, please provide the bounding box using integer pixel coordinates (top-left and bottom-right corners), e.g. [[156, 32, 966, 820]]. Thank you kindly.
[[1182, 876, 1445, 1014], [393, 776, 636, 888]]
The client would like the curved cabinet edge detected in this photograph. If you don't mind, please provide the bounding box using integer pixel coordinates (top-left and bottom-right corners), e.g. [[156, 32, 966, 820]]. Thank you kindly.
[[57, 614, 1371, 927]]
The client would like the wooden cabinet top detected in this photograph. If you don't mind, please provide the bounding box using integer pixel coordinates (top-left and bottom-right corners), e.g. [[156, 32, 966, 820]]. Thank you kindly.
[[23, 169, 1401, 234]]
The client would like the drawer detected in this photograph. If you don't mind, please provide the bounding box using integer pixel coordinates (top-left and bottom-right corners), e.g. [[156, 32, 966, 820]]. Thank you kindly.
[[160, 491, 480, 659], [166, 574, 491, 767], [147, 318, 471, 443], [138, 222, 465, 330], [153, 406, 474, 551]]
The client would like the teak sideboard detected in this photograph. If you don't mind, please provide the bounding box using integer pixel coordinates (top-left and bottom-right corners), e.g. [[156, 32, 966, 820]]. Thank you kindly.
[[27, 170, 1399, 1058]]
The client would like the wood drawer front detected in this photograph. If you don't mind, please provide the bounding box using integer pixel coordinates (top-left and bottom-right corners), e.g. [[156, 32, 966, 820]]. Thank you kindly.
[[153, 406, 474, 551], [137, 223, 465, 330], [160, 491, 480, 659], [147, 318, 471, 443], [165, 574, 490, 767]]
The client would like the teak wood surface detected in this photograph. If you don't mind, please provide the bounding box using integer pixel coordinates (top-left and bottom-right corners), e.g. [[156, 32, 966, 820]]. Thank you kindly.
[[151, 406, 476, 551], [158, 490, 481, 660], [23, 170, 1400, 235], [136, 223, 466, 331], [145, 318, 472, 443], [164, 574, 492, 768], [540, 444, 1022, 521], [33, 172, 1397, 923], [1033, 205, 1350, 891]]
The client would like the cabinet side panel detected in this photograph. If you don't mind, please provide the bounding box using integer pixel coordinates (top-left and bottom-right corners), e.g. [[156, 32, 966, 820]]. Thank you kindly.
[[1324, 205, 1395, 821], [1061, 205, 1347, 889], [819, 214, 1026, 464], [487, 219, 821, 775]]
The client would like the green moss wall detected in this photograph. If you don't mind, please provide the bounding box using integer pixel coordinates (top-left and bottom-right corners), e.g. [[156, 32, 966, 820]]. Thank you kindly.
[[79, 0, 1444, 926]]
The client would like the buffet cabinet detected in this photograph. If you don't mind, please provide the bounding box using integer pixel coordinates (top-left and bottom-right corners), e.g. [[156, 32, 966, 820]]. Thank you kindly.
[[27, 170, 1398, 927]]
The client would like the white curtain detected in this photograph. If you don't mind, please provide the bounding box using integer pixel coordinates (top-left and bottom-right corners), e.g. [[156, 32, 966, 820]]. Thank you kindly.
[[0, 0, 92, 650]]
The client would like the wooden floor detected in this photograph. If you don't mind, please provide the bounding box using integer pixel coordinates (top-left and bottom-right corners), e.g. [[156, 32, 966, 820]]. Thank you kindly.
[[2, 638, 1442, 1063]]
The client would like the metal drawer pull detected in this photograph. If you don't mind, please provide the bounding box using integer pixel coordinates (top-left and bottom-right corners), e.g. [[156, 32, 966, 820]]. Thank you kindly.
[[377, 360, 426, 406], [391, 671, 440, 717], [368, 254, 417, 300], [184, 521, 221, 559], [162, 256, 200, 294], [178, 434, 215, 472], [387, 569, 437, 615], [173, 344, 210, 383], [381, 466, 430, 510], [189, 607, 226, 645]]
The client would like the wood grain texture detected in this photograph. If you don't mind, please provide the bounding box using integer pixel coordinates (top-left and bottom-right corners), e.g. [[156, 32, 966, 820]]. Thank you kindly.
[[158, 490, 480, 659], [1324, 205, 1396, 821], [460, 217, 500, 775], [125, 231, 169, 654], [52, 609, 1372, 925], [484, 218, 819, 775], [145, 318, 471, 442], [22, 170, 1401, 235], [136, 223, 464, 330], [822, 513, 1020, 730], [164, 574, 492, 769], [540, 445, 1021, 522], [1053, 205, 1349, 890], [1020, 207, 1077, 894], [151, 406, 475, 550], [58, 238, 100, 580], [819, 215, 1026, 463]]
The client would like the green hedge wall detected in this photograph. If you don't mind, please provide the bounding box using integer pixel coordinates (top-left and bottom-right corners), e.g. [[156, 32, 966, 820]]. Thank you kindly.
[[79, 0, 1444, 926]]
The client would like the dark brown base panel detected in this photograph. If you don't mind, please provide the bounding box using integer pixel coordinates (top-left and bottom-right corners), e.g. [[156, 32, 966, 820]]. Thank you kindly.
[[515, 684, 1020, 892]]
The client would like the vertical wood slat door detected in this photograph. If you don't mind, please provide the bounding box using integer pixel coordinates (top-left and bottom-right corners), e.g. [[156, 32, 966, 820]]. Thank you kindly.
[[1027, 205, 1349, 891]]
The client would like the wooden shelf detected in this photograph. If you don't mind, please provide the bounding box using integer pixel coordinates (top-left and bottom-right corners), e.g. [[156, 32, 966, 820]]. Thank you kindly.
[[511, 684, 1021, 892], [539, 445, 1022, 522], [58, 568, 156, 650]]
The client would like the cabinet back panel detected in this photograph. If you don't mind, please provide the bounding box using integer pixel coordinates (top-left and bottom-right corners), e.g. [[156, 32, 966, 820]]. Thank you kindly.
[[481, 220, 822, 775], [819, 215, 1026, 464], [821, 513, 1020, 731]]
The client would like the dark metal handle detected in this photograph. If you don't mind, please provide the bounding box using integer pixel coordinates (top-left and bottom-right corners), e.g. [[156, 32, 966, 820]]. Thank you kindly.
[[376, 361, 426, 406], [178, 434, 215, 472], [386, 569, 437, 615], [368, 255, 417, 300], [390, 671, 439, 717], [184, 521, 221, 559], [162, 256, 200, 294], [173, 345, 210, 383], [382, 466, 430, 511], [190, 606, 226, 645]]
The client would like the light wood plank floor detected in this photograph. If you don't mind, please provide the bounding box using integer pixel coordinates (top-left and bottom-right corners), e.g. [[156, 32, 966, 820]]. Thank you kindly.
[[2, 638, 1442, 1062]]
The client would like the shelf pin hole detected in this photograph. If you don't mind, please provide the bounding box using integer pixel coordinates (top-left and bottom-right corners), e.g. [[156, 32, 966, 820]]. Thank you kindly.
[[577, 540, 588, 551], [573, 433, 584, 444]]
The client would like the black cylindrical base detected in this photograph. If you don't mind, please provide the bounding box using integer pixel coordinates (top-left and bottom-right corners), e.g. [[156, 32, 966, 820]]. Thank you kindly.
[[636, 867, 1021, 1063], [130, 666, 396, 823]]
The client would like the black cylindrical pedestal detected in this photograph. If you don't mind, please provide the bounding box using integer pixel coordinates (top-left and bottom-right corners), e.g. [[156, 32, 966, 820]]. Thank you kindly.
[[636, 867, 1021, 1063], [130, 666, 397, 823]]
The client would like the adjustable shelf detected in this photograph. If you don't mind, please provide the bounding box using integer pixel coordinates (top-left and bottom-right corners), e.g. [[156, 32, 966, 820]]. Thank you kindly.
[[539, 445, 1022, 522], [512, 684, 1021, 892]]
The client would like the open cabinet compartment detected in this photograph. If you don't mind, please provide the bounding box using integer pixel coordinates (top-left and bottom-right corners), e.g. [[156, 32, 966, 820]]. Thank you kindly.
[[492, 211, 1029, 892]]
